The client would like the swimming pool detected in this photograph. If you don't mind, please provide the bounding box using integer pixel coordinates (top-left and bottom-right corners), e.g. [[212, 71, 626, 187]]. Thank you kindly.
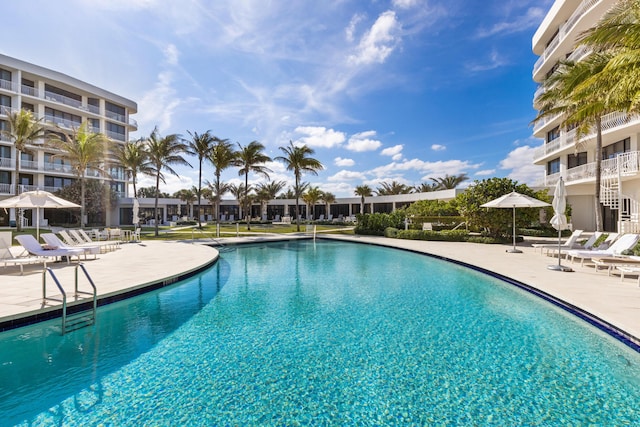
[[1, 240, 639, 425]]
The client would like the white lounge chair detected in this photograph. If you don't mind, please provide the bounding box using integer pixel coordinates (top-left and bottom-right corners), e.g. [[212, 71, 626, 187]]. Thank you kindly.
[[15, 234, 83, 264], [547, 232, 602, 258], [0, 232, 46, 275], [72, 229, 119, 252], [41, 233, 99, 260], [566, 233, 640, 266], [532, 229, 584, 254]]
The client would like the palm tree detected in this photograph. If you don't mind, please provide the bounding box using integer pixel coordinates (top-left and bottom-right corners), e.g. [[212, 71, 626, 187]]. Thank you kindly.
[[256, 180, 286, 219], [209, 138, 237, 223], [186, 130, 215, 227], [229, 182, 249, 221], [2, 109, 45, 231], [534, 54, 612, 232], [145, 127, 192, 236], [321, 191, 336, 219], [302, 186, 323, 220], [354, 184, 373, 214], [375, 180, 412, 195], [47, 122, 109, 227], [275, 141, 323, 231], [414, 182, 439, 192], [174, 187, 197, 219], [430, 173, 469, 190], [235, 141, 271, 230], [115, 138, 152, 198]]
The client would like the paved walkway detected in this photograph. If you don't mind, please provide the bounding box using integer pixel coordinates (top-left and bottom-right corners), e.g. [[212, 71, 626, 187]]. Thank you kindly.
[[1, 234, 639, 348]]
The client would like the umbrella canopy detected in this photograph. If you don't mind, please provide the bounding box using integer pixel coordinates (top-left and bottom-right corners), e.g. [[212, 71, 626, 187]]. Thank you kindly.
[[481, 191, 550, 253], [132, 198, 140, 226], [0, 190, 80, 239]]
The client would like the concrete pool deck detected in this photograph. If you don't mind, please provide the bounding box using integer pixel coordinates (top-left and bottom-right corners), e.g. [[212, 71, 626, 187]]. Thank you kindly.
[[0, 234, 639, 348]]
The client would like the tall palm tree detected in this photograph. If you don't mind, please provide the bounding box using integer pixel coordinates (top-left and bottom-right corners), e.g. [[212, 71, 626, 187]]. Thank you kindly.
[[414, 182, 439, 192], [145, 127, 192, 236], [2, 109, 45, 231], [209, 138, 237, 223], [534, 54, 612, 232], [354, 184, 372, 214], [321, 191, 336, 219], [235, 141, 271, 230], [47, 122, 109, 227], [115, 138, 152, 198], [302, 186, 323, 220], [186, 130, 215, 227], [430, 173, 469, 190], [275, 141, 323, 231]]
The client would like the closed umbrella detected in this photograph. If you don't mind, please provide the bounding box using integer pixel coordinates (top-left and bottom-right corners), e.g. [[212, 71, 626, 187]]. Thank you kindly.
[[481, 191, 551, 253], [132, 198, 140, 227], [0, 190, 80, 240], [548, 178, 573, 272]]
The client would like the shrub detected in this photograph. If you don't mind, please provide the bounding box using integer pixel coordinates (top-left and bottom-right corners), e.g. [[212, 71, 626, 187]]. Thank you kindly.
[[384, 227, 399, 238], [396, 229, 468, 241], [355, 212, 406, 236]]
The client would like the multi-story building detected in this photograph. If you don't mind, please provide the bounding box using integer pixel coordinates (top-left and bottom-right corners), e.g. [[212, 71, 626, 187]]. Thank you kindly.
[[532, 0, 640, 232], [0, 54, 137, 227]]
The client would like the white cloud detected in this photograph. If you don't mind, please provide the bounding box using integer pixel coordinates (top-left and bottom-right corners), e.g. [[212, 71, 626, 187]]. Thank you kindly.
[[431, 144, 446, 151], [137, 172, 193, 196], [466, 49, 508, 72], [499, 145, 545, 185], [346, 130, 382, 152], [348, 11, 401, 65], [392, 0, 419, 9], [334, 157, 355, 167], [476, 7, 546, 38], [370, 158, 481, 180], [163, 43, 179, 65], [320, 182, 354, 198], [475, 169, 496, 176], [328, 170, 368, 182], [381, 144, 403, 156], [136, 71, 183, 133], [294, 126, 346, 148], [346, 13, 365, 43]]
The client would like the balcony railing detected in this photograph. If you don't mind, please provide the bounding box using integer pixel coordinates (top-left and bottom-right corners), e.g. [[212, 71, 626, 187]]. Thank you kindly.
[[0, 105, 18, 117], [44, 91, 83, 109], [0, 183, 11, 194], [0, 157, 13, 168], [21, 85, 39, 97], [545, 151, 640, 186], [106, 130, 126, 141], [105, 110, 126, 123], [20, 159, 38, 170], [0, 78, 17, 92], [534, 113, 640, 162], [44, 114, 82, 130], [533, 0, 602, 76], [44, 162, 75, 174], [42, 185, 65, 193], [0, 134, 11, 142]]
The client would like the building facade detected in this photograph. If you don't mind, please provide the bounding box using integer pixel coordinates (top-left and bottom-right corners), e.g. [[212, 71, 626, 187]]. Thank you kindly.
[[532, 0, 640, 232], [0, 54, 137, 227]]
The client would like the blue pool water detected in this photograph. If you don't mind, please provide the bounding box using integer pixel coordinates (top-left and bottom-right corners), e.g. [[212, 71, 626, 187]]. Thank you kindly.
[[0, 240, 639, 425]]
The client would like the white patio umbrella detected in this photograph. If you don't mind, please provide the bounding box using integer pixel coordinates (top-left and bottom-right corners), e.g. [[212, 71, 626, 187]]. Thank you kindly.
[[132, 197, 140, 227], [548, 178, 573, 272], [481, 191, 551, 253], [0, 190, 80, 240]]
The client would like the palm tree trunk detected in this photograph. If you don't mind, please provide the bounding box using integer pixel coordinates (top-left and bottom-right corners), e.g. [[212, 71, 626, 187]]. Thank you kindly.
[[295, 176, 300, 232], [594, 118, 603, 232], [245, 173, 251, 231], [14, 151, 21, 232], [198, 159, 203, 228], [154, 172, 160, 237], [80, 178, 86, 228]]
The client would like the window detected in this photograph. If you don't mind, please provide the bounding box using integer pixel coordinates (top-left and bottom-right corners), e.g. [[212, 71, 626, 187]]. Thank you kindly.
[[602, 137, 630, 159], [547, 126, 560, 143], [18, 174, 33, 185], [0, 171, 9, 184], [547, 158, 560, 175], [568, 152, 587, 169], [0, 145, 11, 158], [20, 152, 34, 162], [0, 68, 11, 81], [0, 120, 7, 131], [0, 94, 10, 108], [89, 118, 100, 132], [21, 103, 34, 112], [21, 78, 34, 88], [44, 175, 74, 188], [44, 84, 81, 102], [44, 107, 81, 127], [105, 102, 125, 116]]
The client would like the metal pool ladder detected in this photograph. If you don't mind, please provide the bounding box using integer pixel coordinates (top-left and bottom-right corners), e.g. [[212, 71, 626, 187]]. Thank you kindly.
[[42, 264, 97, 335]]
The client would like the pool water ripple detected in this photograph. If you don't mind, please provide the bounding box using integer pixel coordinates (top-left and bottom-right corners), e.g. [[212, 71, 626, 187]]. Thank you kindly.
[[1, 240, 639, 425]]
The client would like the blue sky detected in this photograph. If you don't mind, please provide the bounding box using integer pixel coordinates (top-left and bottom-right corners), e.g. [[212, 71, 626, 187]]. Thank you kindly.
[[3, 0, 553, 197]]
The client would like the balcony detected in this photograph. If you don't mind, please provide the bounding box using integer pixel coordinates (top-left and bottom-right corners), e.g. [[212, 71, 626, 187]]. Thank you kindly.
[[21, 85, 39, 97], [87, 104, 100, 114], [0, 78, 17, 92], [106, 130, 126, 141], [0, 105, 17, 117], [105, 110, 126, 123], [44, 162, 75, 174], [44, 114, 82, 130], [0, 157, 13, 169], [0, 183, 11, 194], [20, 159, 38, 170], [533, 112, 640, 162], [533, 0, 602, 77], [44, 91, 82, 109], [544, 151, 640, 186]]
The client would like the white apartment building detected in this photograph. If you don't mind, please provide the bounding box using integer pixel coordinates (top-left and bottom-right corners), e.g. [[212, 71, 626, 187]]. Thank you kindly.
[[0, 54, 137, 227], [532, 0, 640, 232]]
